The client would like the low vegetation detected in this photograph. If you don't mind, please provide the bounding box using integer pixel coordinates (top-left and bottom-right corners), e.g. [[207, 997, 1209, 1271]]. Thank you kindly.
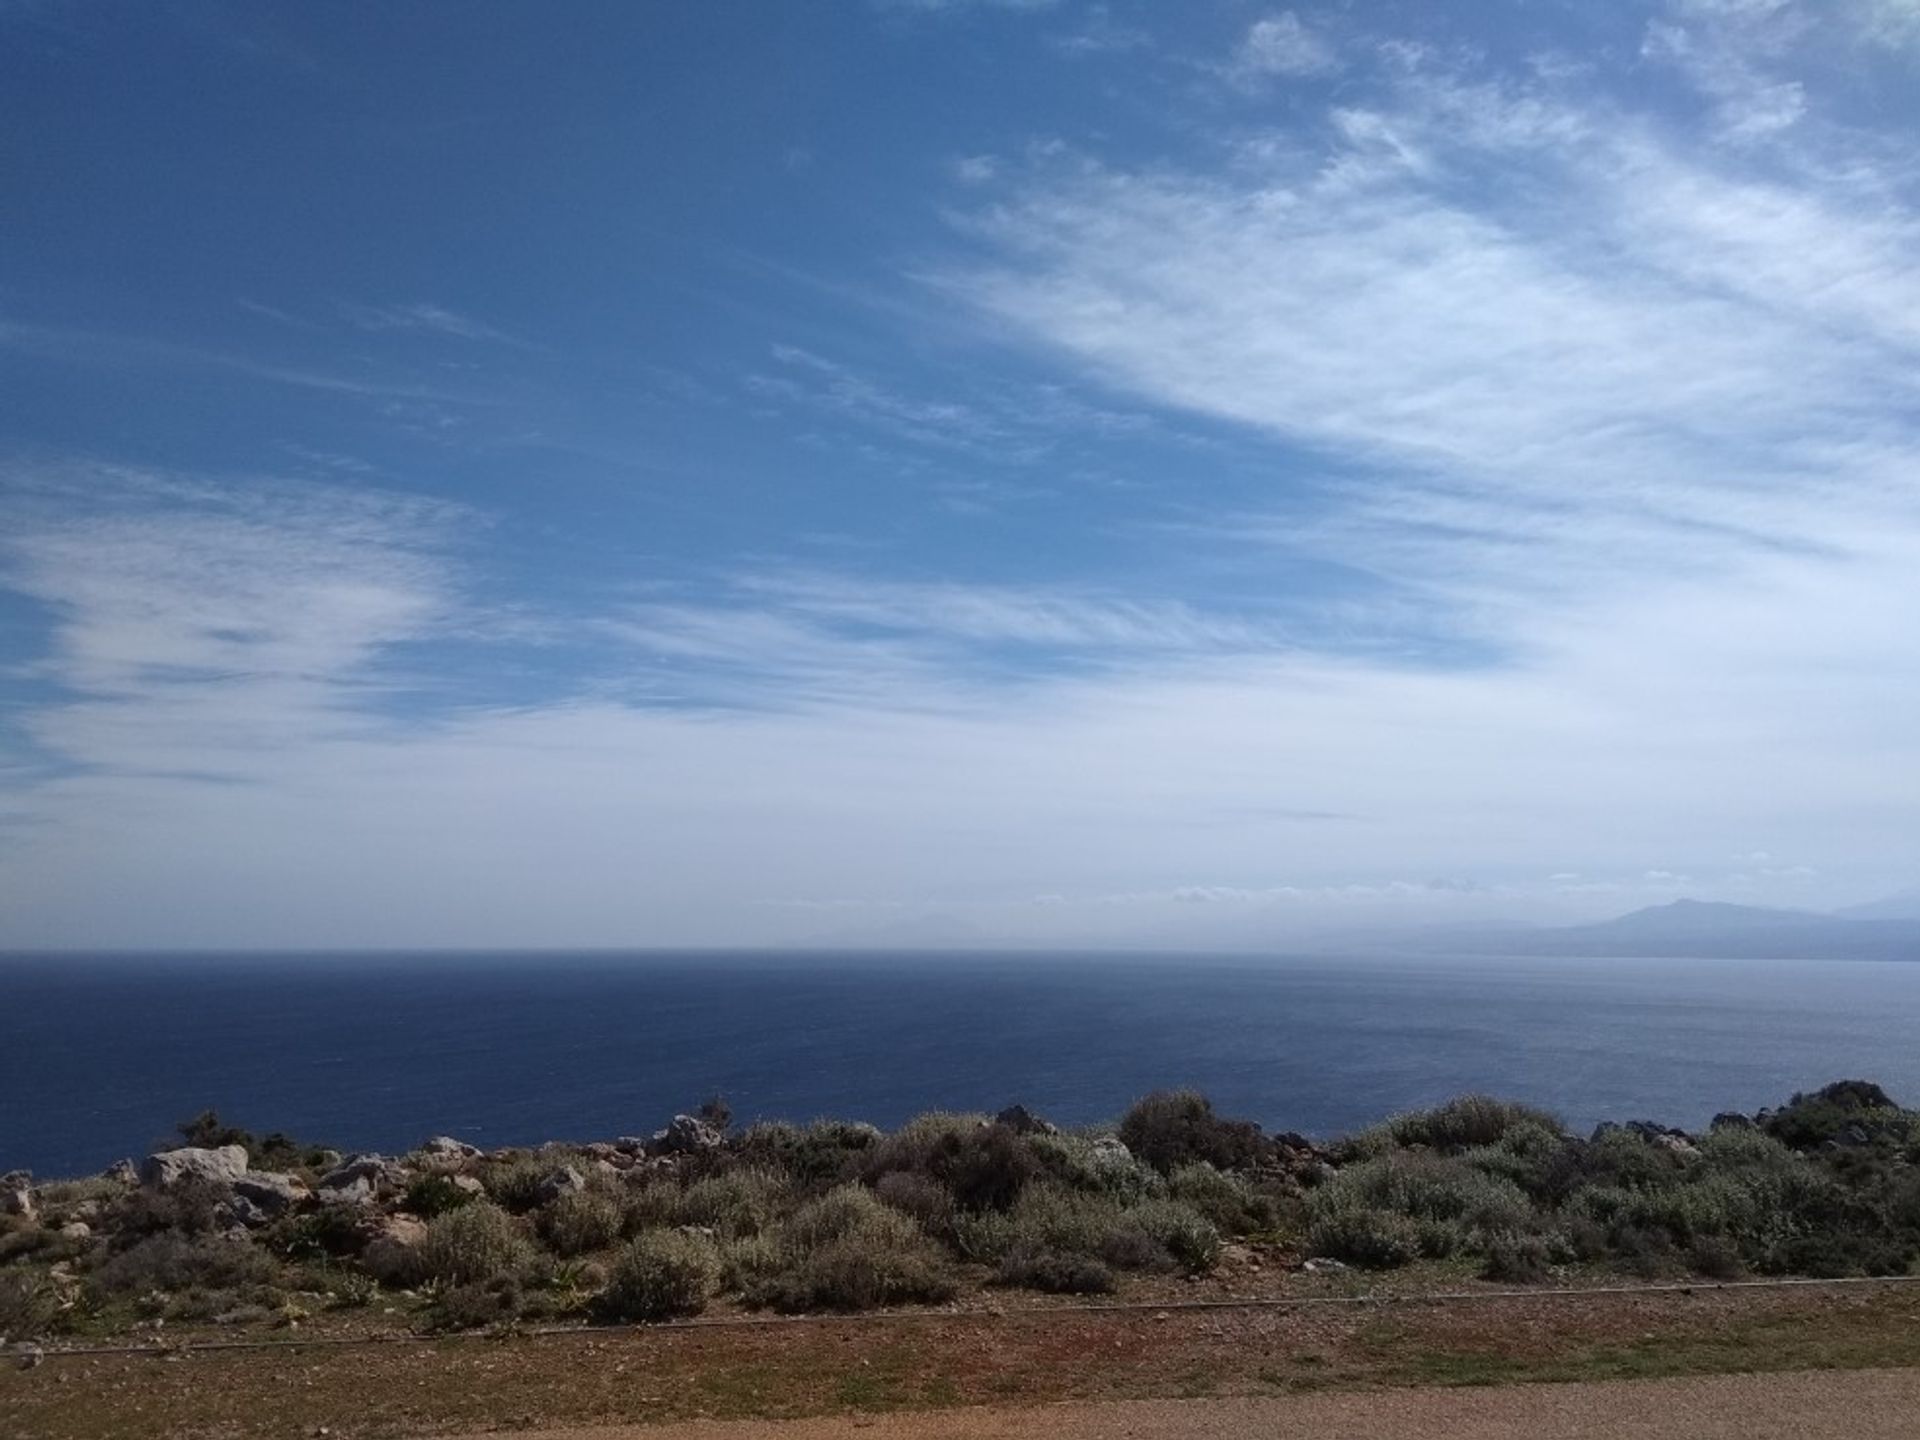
[[2, 1079, 1917, 1343]]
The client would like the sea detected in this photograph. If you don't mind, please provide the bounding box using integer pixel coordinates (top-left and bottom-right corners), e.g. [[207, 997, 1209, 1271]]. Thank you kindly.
[[6, 950, 1920, 1178]]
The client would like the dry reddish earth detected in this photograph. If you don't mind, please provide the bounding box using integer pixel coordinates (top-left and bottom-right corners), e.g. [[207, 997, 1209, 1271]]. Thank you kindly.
[[6, 1282, 1920, 1439]]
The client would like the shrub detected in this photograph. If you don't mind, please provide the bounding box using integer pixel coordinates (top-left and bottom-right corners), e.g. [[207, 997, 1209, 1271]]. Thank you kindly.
[[1119, 1091, 1266, 1175], [172, 1110, 330, 1174], [90, 1234, 280, 1297], [599, 1230, 720, 1321], [1313, 1153, 1532, 1250], [873, 1170, 956, 1237], [435, 1274, 527, 1330], [539, 1190, 623, 1257], [0, 1269, 60, 1340], [1307, 1203, 1421, 1269], [735, 1120, 877, 1192], [1765, 1081, 1908, 1152], [417, 1201, 533, 1286], [1168, 1163, 1280, 1234], [1688, 1233, 1744, 1280], [996, 1244, 1115, 1294], [678, 1168, 789, 1238], [1029, 1132, 1163, 1204], [752, 1235, 955, 1312], [1481, 1233, 1554, 1284], [1356, 1096, 1561, 1156], [404, 1175, 475, 1219], [106, 1177, 230, 1241], [1128, 1199, 1221, 1273], [480, 1157, 551, 1214]]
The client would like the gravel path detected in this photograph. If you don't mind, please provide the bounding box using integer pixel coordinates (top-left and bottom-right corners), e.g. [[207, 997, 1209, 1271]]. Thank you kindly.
[[469, 1367, 1920, 1440]]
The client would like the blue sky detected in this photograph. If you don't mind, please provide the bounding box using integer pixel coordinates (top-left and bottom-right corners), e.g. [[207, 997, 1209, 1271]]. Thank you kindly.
[[4, 0, 1920, 948]]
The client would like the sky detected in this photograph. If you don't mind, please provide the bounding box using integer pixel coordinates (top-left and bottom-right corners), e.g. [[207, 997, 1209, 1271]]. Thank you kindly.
[[3, 0, 1920, 950]]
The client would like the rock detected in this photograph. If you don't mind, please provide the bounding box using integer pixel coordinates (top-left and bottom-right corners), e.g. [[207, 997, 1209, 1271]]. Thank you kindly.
[[535, 1166, 587, 1205], [217, 1195, 269, 1229], [1, 1175, 34, 1220], [449, 1175, 486, 1196], [1842, 1124, 1873, 1147], [648, 1116, 724, 1157], [1090, 1137, 1133, 1164], [13, 1342, 44, 1371], [141, 1145, 248, 1189], [315, 1155, 403, 1204], [58, 1222, 91, 1241], [361, 1215, 430, 1286], [103, 1159, 139, 1186], [1651, 1132, 1699, 1158], [1709, 1112, 1755, 1131], [419, 1136, 481, 1161], [993, 1104, 1057, 1136], [614, 1136, 651, 1156], [232, 1171, 310, 1217], [1302, 1256, 1349, 1274]]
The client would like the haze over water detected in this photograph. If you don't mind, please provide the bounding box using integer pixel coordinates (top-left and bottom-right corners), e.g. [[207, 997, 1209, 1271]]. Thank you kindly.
[[8, 951, 1920, 1177]]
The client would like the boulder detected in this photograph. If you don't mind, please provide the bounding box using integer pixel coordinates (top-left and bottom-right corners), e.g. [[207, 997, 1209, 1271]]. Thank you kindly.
[[449, 1175, 486, 1197], [1090, 1136, 1134, 1164], [232, 1171, 310, 1217], [141, 1145, 248, 1189], [535, 1165, 587, 1205], [648, 1115, 725, 1157], [993, 1104, 1057, 1136], [216, 1194, 270, 1229], [315, 1154, 404, 1204], [59, 1221, 91, 1241], [362, 1215, 430, 1286], [419, 1136, 481, 1161], [614, 1136, 652, 1156], [0, 1173, 34, 1219]]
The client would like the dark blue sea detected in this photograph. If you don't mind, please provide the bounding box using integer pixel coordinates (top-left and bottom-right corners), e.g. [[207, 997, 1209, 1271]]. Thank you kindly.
[[6, 951, 1920, 1178]]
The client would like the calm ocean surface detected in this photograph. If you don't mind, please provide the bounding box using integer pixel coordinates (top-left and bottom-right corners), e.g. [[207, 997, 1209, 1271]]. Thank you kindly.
[[6, 950, 1920, 1177]]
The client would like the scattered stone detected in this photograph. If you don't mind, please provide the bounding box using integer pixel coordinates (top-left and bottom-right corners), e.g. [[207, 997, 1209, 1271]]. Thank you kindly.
[[1302, 1257, 1349, 1274], [141, 1145, 248, 1190], [993, 1104, 1057, 1136], [648, 1115, 724, 1157]]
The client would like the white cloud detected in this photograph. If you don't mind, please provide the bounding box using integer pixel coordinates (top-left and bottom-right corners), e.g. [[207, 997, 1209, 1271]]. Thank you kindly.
[[1232, 12, 1339, 82]]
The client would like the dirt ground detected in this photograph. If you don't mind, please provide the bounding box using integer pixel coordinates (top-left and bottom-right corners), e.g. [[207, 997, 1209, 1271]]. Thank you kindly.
[[6, 1281, 1920, 1439], [469, 1367, 1920, 1440]]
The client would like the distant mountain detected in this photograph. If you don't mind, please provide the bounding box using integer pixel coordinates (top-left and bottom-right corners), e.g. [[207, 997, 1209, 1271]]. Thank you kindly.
[[1438, 898, 1920, 960], [1837, 886, 1920, 922]]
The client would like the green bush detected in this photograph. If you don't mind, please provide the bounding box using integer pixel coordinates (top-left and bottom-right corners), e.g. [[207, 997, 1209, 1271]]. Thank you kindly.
[[1355, 1096, 1561, 1156], [1312, 1153, 1532, 1249], [1481, 1233, 1554, 1284], [479, 1157, 551, 1214], [1307, 1203, 1421, 1269], [417, 1201, 533, 1285], [1029, 1132, 1164, 1204], [750, 1235, 955, 1313], [1119, 1091, 1266, 1175], [864, 1115, 1040, 1214], [600, 1230, 720, 1320], [539, 1190, 623, 1257], [1168, 1163, 1280, 1234], [0, 1269, 60, 1340], [404, 1175, 475, 1220], [996, 1244, 1115, 1294], [89, 1233, 280, 1297], [434, 1274, 528, 1330], [678, 1168, 790, 1238]]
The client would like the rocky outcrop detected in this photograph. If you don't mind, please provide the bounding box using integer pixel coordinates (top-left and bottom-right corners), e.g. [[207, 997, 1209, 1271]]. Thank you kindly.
[[315, 1154, 405, 1205], [1, 1171, 34, 1219], [141, 1145, 248, 1189], [648, 1115, 724, 1157]]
